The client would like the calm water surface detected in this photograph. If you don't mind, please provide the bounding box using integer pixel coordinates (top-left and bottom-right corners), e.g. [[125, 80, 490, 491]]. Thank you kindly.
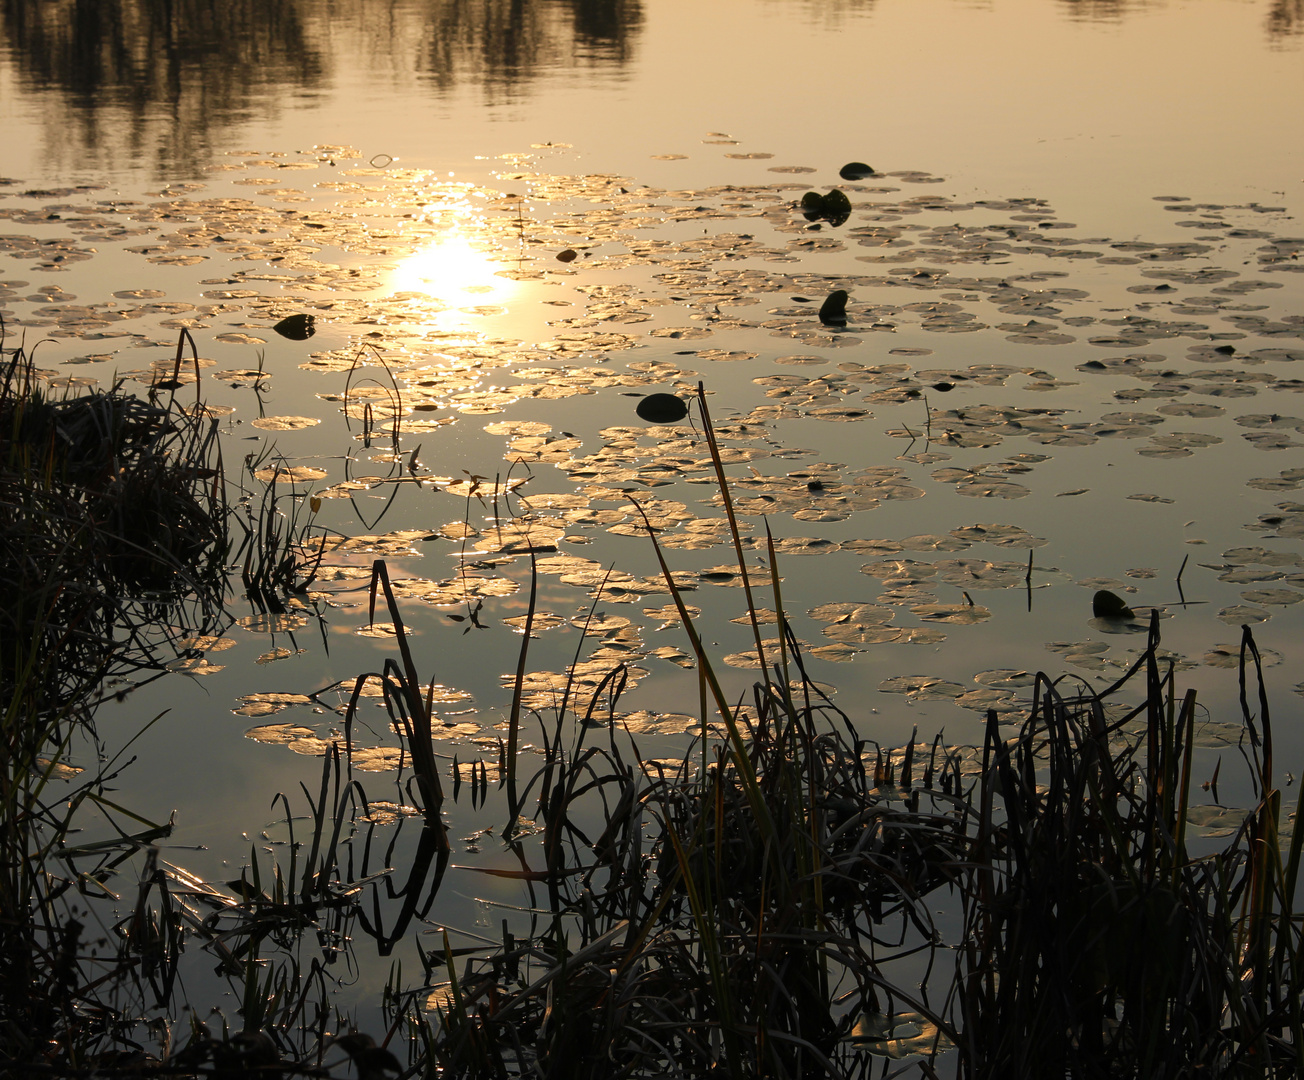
[[2, 0, 1302, 1032]]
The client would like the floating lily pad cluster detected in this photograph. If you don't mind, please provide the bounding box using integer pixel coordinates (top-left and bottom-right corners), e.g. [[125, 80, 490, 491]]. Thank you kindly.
[[2, 145, 1300, 753]]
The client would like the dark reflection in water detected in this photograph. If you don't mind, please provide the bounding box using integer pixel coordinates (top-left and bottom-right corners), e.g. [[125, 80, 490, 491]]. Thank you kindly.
[[0, 0, 643, 177], [413, 0, 642, 93], [1267, 0, 1304, 41], [1056, 0, 1155, 22], [0, 0, 327, 175], [759, 0, 878, 25], [1059, 0, 1301, 38], [0, 0, 1292, 178]]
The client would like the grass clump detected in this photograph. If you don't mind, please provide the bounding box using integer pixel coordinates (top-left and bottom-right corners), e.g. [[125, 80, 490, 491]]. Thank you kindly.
[[0, 327, 234, 1074], [0, 328, 230, 713], [2, 352, 1301, 1079], [376, 387, 1304, 1078], [953, 620, 1304, 1078]]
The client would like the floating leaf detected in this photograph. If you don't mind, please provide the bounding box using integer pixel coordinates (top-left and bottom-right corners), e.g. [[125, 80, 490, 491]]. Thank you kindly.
[[179, 635, 237, 652], [250, 415, 321, 431], [1217, 605, 1271, 624], [273, 313, 315, 340], [1240, 589, 1302, 606], [850, 1010, 953, 1058], [1092, 590, 1135, 619], [974, 669, 1037, 689], [245, 723, 317, 745], [253, 465, 328, 484], [256, 647, 295, 665], [237, 613, 309, 633], [910, 603, 992, 625], [877, 676, 967, 700]]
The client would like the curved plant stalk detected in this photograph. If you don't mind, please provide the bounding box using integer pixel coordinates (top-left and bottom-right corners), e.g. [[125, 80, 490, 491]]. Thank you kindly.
[[695, 381, 770, 671], [366, 560, 447, 848]]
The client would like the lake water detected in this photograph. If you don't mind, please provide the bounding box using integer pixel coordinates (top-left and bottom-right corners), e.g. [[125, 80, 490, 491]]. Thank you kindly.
[[3, 0, 1303, 1046]]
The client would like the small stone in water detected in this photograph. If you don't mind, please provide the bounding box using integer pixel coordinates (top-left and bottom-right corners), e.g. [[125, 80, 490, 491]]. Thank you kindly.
[[839, 162, 876, 180], [800, 188, 852, 225], [636, 393, 689, 424], [819, 290, 849, 326]]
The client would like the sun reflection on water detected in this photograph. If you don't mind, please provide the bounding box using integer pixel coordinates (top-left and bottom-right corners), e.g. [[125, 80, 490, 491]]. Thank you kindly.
[[388, 213, 519, 317]]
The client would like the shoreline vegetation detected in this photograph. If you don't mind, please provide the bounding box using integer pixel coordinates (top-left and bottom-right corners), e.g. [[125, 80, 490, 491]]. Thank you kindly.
[[2, 337, 1301, 1078]]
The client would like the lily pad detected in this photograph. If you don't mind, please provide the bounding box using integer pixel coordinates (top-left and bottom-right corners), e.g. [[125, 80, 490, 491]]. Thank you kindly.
[[877, 676, 967, 700], [1092, 590, 1135, 618], [910, 603, 992, 625], [273, 313, 315, 340], [250, 415, 321, 431]]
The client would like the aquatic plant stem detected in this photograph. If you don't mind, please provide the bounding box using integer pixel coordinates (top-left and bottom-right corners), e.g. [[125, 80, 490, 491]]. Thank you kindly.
[[696, 382, 769, 670], [504, 552, 539, 837], [628, 497, 781, 880], [368, 560, 447, 848]]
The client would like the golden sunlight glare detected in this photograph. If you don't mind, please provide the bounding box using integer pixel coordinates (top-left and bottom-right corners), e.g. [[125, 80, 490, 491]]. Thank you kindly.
[[388, 226, 511, 304]]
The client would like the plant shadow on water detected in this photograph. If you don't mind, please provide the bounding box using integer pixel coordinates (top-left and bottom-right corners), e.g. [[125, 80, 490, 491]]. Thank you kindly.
[[3, 338, 1304, 1077]]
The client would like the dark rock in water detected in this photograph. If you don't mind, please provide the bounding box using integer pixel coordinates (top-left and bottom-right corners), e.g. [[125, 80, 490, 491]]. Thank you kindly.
[[636, 393, 689, 424], [819, 289, 849, 326], [822, 188, 852, 215], [932, 382, 954, 392], [839, 162, 876, 180], [1092, 590, 1136, 619], [800, 188, 852, 227], [273, 314, 315, 340], [556, 248, 578, 263]]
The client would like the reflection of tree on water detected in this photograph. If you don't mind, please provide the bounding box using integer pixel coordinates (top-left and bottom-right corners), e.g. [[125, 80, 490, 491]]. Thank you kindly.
[[400, 0, 643, 97], [1266, 0, 1303, 40], [0, 0, 642, 176], [1060, 0, 1301, 38], [0, 0, 326, 175], [1056, 0, 1155, 22]]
